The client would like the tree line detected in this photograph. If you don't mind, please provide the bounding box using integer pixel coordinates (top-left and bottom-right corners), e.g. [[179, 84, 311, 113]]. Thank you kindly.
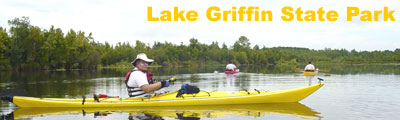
[[0, 17, 399, 70]]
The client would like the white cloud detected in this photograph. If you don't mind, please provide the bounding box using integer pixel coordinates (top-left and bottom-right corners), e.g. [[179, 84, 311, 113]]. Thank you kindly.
[[0, 0, 399, 51]]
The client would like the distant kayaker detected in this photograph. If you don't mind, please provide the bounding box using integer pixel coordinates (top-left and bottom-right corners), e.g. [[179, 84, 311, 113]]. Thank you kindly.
[[304, 61, 315, 72], [125, 53, 175, 98], [226, 61, 237, 71]]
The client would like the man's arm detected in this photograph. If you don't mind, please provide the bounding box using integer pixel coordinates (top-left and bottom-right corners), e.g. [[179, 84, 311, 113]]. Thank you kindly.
[[140, 82, 162, 93]]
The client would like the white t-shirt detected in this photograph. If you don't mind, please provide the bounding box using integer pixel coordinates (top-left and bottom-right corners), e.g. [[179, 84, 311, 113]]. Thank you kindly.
[[304, 64, 315, 71], [127, 68, 151, 97], [226, 64, 237, 70]]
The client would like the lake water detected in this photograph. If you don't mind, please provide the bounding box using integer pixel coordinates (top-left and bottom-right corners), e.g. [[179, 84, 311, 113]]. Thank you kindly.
[[0, 65, 399, 120]]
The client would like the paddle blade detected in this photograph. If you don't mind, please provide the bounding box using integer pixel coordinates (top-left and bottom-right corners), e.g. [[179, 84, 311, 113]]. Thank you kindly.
[[0, 89, 27, 96]]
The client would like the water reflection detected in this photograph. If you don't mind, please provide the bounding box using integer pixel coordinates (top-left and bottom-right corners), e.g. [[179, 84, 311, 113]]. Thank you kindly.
[[129, 113, 163, 120], [226, 74, 237, 87], [305, 76, 314, 86], [2, 103, 321, 120]]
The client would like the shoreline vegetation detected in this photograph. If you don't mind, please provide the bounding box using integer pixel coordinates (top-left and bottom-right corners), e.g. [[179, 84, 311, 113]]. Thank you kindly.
[[102, 61, 400, 69], [1, 17, 399, 71]]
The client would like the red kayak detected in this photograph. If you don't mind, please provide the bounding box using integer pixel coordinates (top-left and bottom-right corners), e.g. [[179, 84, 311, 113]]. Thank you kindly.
[[225, 69, 240, 74]]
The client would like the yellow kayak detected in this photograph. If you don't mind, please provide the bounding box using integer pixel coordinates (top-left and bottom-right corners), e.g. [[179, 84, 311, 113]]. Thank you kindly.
[[303, 71, 318, 76], [9, 103, 321, 119], [6, 83, 323, 107]]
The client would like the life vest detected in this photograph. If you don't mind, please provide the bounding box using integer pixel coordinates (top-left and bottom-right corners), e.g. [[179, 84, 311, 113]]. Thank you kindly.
[[125, 70, 154, 84], [124, 69, 154, 97]]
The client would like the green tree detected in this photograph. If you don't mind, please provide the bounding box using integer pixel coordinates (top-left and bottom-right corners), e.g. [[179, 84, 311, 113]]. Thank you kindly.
[[135, 40, 149, 53], [1, 17, 399, 70], [189, 38, 199, 49], [253, 45, 259, 50], [233, 41, 241, 51], [189, 38, 200, 60], [222, 42, 228, 50], [0, 27, 11, 69], [238, 36, 250, 49], [64, 29, 78, 69], [7, 17, 31, 69], [44, 26, 66, 69], [26, 26, 46, 68]]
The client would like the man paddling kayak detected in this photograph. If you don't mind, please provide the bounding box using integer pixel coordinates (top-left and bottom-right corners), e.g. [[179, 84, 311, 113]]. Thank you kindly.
[[304, 61, 315, 72], [304, 61, 316, 86], [125, 53, 175, 98], [225, 61, 237, 71]]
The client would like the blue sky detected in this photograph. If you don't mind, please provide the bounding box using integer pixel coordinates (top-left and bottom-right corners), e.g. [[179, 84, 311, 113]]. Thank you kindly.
[[0, 0, 399, 51]]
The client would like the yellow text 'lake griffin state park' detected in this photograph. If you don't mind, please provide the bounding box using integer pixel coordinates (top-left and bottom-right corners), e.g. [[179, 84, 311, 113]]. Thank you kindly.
[[147, 6, 396, 22]]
